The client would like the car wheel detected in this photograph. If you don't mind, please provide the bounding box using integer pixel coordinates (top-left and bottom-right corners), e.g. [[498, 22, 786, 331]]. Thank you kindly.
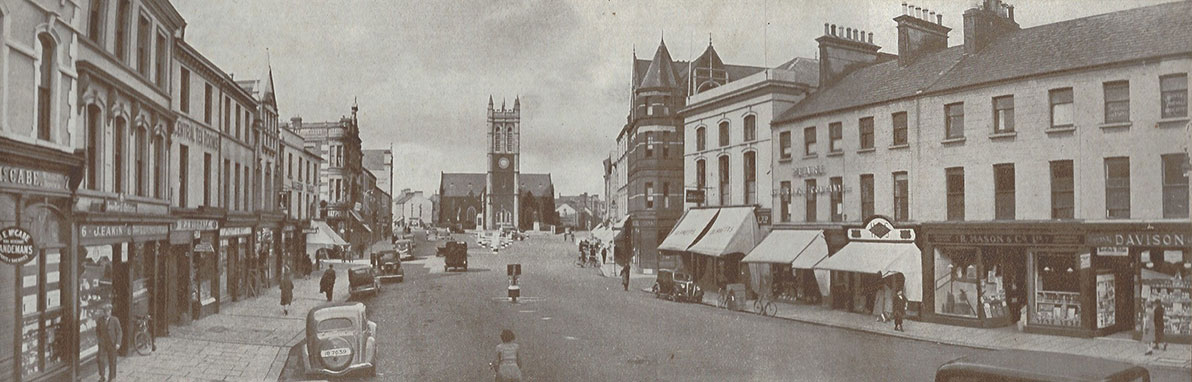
[[651, 283, 659, 297]]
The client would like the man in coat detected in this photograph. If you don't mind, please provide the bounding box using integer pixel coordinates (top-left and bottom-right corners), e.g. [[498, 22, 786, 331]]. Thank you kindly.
[[320, 265, 337, 302], [892, 289, 908, 332], [621, 263, 631, 291], [96, 304, 122, 382]]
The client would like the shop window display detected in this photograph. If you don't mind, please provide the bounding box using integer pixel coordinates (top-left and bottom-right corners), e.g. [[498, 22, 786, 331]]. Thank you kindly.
[[21, 248, 66, 378], [1141, 249, 1191, 338], [79, 244, 115, 359], [1034, 253, 1082, 327], [935, 249, 979, 318], [981, 256, 1009, 320]]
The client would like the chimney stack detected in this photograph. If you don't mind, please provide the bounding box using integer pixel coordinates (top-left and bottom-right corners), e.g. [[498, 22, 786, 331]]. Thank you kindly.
[[816, 22, 883, 87], [895, 2, 951, 66], [963, 0, 1020, 54]]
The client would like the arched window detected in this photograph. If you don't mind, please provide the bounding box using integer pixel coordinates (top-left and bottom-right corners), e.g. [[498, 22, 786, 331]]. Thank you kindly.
[[494, 125, 502, 152], [696, 126, 706, 151], [86, 105, 102, 190], [506, 126, 513, 152], [153, 134, 164, 198], [696, 159, 706, 190], [113, 117, 126, 193], [743, 115, 757, 141], [37, 33, 55, 141], [88, 0, 106, 43], [718, 155, 730, 205], [135, 125, 147, 196]]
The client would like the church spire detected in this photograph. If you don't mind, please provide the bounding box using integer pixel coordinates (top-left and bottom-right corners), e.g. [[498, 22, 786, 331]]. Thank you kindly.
[[488, 95, 494, 110], [513, 96, 520, 111]]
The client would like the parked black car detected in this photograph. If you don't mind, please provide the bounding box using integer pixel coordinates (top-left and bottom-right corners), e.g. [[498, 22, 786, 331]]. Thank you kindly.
[[651, 270, 703, 302], [348, 267, 380, 298], [375, 250, 404, 283]]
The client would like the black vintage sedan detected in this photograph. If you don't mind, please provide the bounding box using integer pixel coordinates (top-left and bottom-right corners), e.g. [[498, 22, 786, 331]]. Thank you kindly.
[[301, 302, 377, 377], [651, 270, 703, 303], [348, 267, 380, 298], [375, 250, 404, 282]]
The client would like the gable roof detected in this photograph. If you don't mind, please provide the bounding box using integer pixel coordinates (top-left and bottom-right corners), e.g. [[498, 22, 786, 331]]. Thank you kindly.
[[520, 173, 553, 196], [776, 1, 1192, 124], [440, 173, 486, 197]]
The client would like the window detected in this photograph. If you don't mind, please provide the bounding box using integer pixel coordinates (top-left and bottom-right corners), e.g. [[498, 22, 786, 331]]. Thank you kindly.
[[235, 104, 241, 139], [892, 112, 908, 146], [88, 0, 105, 43], [993, 95, 1014, 133], [233, 162, 240, 210], [860, 174, 874, 220], [893, 171, 908, 221], [178, 145, 189, 207], [645, 182, 654, 209], [945, 102, 964, 139], [718, 121, 729, 147], [644, 132, 653, 157], [243, 167, 250, 209], [134, 127, 146, 196], [743, 115, 757, 141], [204, 84, 212, 124], [803, 126, 816, 156], [37, 34, 54, 141], [1050, 160, 1074, 219], [86, 106, 102, 190], [934, 248, 979, 318], [1103, 81, 1130, 123], [744, 151, 757, 205], [661, 132, 669, 158], [779, 131, 792, 159], [203, 153, 212, 206], [780, 181, 791, 222], [994, 164, 1015, 220], [1105, 157, 1130, 219], [696, 159, 706, 191], [136, 15, 149, 76], [696, 126, 706, 151], [1050, 88, 1074, 128], [1162, 153, 1189, 218], [223, 160, 230, 207], [828, 122, 842, 153], [1160, 74, 1188, 118], [804, 179, 817, 222], [946, 167, 964, 221], [859, 117, 874, 149], [154, 32, 166, 87], [113, 118, 126, 193], [718, 156, 730, 205], [506, 127, 513, 152], [179, 67, 190, 113], [223, 97, 231, 133], [830, 177, 843, 222], [494, 126, 502, 151], [288, 153, 293, 178], [114, 0, 129, 60], [662, 182, 669, 208]]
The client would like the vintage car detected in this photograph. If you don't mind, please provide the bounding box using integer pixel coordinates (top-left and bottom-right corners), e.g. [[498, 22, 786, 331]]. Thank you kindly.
[[301, 302, 376, 377], [394, 239, 415, 260], [443, 241, 468, 271], [348, 267, 380, 298], [651, 270, 703, 302], [375, 250, 404, 282], [935, 349, 1149, 382]]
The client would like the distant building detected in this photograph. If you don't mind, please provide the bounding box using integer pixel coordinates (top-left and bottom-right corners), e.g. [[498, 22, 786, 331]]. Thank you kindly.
[[394, 189, 434, 227], [362, 148, 393, 203], [556, 193, 603, 230], [286, 105, 370, 255]]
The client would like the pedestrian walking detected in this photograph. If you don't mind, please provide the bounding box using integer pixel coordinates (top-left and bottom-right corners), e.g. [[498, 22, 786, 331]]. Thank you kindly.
[[320, 265, 336, 302], [492, 329, 523, 382], [621, 263, 631, 291], [96, 304, 121, 382], [601, 247, 608, 264], [280, 269, 294, 315], [892, 289, 908, 332], [1146, 299, 1167, 354]]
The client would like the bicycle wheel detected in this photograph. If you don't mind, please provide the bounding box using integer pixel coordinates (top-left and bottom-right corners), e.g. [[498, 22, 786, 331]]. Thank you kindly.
[[134, 332, 152, 356], [753, 300, 763, 314], [764, 302, 778, 317]]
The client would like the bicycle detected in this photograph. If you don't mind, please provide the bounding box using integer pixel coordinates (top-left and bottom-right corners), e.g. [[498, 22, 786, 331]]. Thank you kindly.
[[753, 295, 778, 317], [717, 287, 737, 310], [133, 315, 155, 356]]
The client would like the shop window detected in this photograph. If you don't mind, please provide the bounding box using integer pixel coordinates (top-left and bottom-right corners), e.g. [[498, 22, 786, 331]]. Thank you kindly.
[[893, 171, 909, 222], [804, 179, 817, 222], [743, 115, 756, 141], [719, 121, 729, 147], [19, 246, 66, 379], [79, 244, 115, 363], [935, 249, 979, 318], [803, 126, 816, 156], [1050, 88, 1074, 128], [858, 117, 874, 150], [1162, 153, 1189, 218], [779, 131, 791, 159], [718, 156, 730, 205], [994, 164, 1015, 220], [830, 177, 843, 222], [1103, 81, 1130, 123], [780, 181, 791, 222], [945, 102, 964, 139], [1104, 157, 1130, 219], [744, 152, 756, 205], [696, 126, 706, 151], [892, 112, 908, 146], [860, 174, 874, 220], [1050, 160, 1075, 219], [1034, 253, 1082, 327], [1140, 249, 1191, 338], [992, 95, 1014, 133], [1160, 73, 1187, 118], [946, 167, 965, 221]]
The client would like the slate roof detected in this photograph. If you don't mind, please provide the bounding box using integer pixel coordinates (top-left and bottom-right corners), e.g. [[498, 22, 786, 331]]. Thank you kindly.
[[773, 57, 821, 88], [361, 150, 389, 171], [519, 173, 553, 196], [775, 1, 1192, 124], [639, 40, 681, 89], [440, 173, 486, 197]]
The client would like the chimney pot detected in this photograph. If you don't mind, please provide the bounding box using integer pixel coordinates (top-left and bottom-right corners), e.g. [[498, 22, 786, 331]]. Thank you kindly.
[[937, 13, 943, 24], [902, 2, 908, 15], [915, 6, 922, 19], [845, 27, 852, 39], [1007, 5, 1014, 21], [929, 10, 935, 21], [830, 24, 836, 36], [824, 23, 830, 35], [868, 32, 874, 43]]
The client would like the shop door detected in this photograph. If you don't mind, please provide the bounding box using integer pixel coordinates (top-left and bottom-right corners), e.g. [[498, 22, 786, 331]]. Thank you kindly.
[[111, 244, 130, 355]]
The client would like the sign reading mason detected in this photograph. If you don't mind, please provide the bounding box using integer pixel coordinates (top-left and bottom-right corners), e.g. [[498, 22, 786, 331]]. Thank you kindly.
[[0, 227, 36, 265], [927, 233, 1082, 245], [1087, 232, 1189, 248]]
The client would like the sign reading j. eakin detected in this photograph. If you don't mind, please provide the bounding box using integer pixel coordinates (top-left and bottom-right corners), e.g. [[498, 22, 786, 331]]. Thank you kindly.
[[0, 227, 36, 265]]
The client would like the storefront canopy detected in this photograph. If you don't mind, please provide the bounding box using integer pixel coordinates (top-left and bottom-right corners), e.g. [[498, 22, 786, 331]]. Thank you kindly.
[[688, 207, 761, 257], [658, 208, 719, 252], [814, 242, 922, 302], [592, 226, 615, 242], [612, 215, 631, 230], [307, 221, 349, 247], [742, 230, 827, 269]]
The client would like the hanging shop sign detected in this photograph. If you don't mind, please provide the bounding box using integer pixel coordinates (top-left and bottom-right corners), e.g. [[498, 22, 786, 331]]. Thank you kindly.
[[685, 189, 705, 204], [0, 227, 36, 265], [755, 208, 772, 226], [847, 217, 915, 242], [1086, 232, 1189, 248], [0, 165, 69, 191]]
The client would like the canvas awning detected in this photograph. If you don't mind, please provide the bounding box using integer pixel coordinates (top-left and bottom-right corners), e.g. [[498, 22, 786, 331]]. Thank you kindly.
[[742, 230, 827, 269], [306, 221, 349, 247], [349, 210, 365, 223], [687, 207, 761, 257], [657, 208, 719, 252], [612, 215, 631, 230], [814, 242, 923, 301]]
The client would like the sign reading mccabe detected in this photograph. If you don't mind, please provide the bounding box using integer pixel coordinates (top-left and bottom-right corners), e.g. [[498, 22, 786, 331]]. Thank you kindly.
[[0, 227, 36, 265]]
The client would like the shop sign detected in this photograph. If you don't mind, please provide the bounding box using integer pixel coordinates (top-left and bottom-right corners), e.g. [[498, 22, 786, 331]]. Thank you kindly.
[[103, 200, 137, 213], [1097, 246, 1130, 256], [193, 242, 215, 253], [0, 227, 36, 265], [927, 233, 1081, 245], [302, 227, 318, 234], [0, 165, 69, 191], [685, 189, 705, 204], [792, 165, 825, 178], [80, 224, 130, 239], [219, 227, 252, 237], [130, 225, 169, 236], [1086, 232, 1188, 247], [1080, 253, 1091, 269], [848, 217, 915, 242], [793, 183, 849, 196], [755, 209, 771, 226], [174, 219, 218, 232]]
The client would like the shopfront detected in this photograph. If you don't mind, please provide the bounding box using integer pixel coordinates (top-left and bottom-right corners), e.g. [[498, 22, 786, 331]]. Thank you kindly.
[[219, 223, 252, 301], [816, 217, 921, 318], [255, 223, 279, 288], [741, 230, 830, 304], [77, 222, 169, 357], [659, 208, 719, 287], [1, 147, 81, 382], [169, 218, 220, 320], [1087, 224, 1191, 343], [686, 207, 764, 294]]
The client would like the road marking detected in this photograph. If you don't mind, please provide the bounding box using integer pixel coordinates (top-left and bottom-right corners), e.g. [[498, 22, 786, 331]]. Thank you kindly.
[[518, 310, 536, 313], [563, 336, 578, 340], [541, 317, 551, 320]]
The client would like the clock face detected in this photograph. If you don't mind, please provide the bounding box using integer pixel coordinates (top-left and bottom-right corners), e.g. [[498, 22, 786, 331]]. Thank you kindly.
[[498, 157, 510, 169]]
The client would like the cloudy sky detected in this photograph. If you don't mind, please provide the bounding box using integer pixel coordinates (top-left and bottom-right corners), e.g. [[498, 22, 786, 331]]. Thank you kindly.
[[174, 0, 1169, 197]]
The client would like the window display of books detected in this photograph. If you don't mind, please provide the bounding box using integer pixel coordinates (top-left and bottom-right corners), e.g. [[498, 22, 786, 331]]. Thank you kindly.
[[1144, 279, 1191, 337], [1035, 290, 1081, 327]]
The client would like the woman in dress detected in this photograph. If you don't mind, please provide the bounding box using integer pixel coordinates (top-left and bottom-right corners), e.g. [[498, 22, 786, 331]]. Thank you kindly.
[[279, 268, 294, 315], [493, 329, 522, 382]]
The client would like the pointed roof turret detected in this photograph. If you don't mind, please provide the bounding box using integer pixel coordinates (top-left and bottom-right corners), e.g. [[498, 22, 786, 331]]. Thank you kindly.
[[488, 95, 494, 110], [639, 38, 680, 89], [513, 96, 520, 111], [501, 98, 506, 111]]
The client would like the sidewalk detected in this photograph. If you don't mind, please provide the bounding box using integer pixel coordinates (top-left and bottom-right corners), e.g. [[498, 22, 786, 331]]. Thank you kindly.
[[81, 258, 375, 382], [693, 290, 1191, 371]]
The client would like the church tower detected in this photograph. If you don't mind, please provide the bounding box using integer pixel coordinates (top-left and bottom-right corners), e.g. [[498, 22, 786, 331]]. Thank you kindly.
[[485, 96, 520, 230]]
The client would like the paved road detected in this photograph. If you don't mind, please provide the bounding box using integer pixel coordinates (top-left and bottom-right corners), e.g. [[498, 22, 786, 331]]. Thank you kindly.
[[282, 232, 1188, 381]]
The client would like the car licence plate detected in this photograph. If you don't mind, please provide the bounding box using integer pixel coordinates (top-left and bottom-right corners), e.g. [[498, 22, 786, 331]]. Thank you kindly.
[[320, 348, 351, 357]]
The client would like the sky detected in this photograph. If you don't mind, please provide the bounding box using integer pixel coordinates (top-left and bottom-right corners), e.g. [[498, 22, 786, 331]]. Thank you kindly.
[[173, 0, 1172, 198]]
